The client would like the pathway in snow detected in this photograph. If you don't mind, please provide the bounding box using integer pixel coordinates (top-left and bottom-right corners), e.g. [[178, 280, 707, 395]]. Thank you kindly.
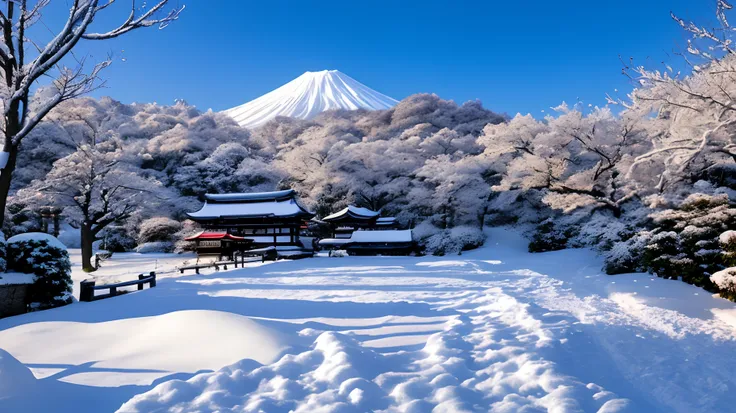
[[3, 228, 736, 412]]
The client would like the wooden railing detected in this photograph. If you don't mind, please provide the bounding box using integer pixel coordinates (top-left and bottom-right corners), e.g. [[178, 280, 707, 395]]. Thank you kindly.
[[80, 272, 156, 302]]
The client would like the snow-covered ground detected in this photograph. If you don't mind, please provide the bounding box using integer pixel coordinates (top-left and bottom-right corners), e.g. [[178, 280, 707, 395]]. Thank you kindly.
[[2, 228, 736, 412]]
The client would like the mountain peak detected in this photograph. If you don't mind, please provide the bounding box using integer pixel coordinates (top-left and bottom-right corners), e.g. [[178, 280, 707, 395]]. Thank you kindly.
[[223, 70, 398, 129], [303, 69, 339, 74]]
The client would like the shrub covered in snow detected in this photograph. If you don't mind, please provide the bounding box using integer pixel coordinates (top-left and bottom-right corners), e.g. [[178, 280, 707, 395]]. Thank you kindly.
[[415, 223, 485, 256], [172, 220, 202, 253], [7, 234, 72, 310], [712, 267, 736, 301], [329, 250, 348, 257], [603, 194, 736, 292], [720, 230, 736, 267], [603, 232, 651, 275], [138, 217, 182, 244], [528, 220, 576, 253], [135, 241, 175, 253]]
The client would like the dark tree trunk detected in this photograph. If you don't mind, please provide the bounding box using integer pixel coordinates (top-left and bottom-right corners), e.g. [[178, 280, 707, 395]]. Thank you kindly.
[[53, 212, 60, 237], [81, 223, 96, 272], [0, 97, 21, 229], [0, 143, 19, 229]]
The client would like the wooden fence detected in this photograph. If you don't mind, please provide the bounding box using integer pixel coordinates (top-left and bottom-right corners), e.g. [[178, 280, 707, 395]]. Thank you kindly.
[[80, 272, 156, 302]]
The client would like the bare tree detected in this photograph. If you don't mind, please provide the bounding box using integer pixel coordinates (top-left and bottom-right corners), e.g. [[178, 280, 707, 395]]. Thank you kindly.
[[0, 0, 183, 226], [619, 1, 736, 191]]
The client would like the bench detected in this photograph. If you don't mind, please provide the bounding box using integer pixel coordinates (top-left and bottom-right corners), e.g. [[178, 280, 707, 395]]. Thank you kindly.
[[80, 272, 156, 302]]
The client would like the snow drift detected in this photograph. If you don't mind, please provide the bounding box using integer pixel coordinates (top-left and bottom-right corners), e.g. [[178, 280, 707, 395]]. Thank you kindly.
[[223, 70, 399, 129], [0, 310, 294, 387]]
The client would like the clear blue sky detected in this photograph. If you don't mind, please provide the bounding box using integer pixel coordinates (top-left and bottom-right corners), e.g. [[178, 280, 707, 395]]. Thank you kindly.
[[47, 0, 711, 116]]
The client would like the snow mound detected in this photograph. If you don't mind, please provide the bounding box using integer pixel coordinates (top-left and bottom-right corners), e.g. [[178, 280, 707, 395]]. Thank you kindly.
[[0, 310, 294, 387], [223, 70, 399, 129], [7, 232, 67, 250], [0, 348, 36, 395], [118, 332, 391, 412]]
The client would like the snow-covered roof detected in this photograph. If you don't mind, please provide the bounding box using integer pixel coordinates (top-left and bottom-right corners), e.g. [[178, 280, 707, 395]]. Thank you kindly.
[[318, 238, 352, 246], [188, 190, 314, 221], [204, 189, 296, 203], [322, 206, 380, 222], [184, 232, 250, 241], [188, 198, 313, 220], [7, 232, 67, 250], [376, 217, 396, 225], [349, 230, 413, 243]]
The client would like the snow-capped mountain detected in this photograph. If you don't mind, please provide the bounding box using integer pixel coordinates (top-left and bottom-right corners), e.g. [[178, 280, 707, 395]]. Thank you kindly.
[[223, 70, 399, 129]]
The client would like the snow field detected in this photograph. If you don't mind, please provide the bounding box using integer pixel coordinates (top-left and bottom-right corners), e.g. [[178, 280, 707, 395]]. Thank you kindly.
[[119, 259, 633, 413], [2, 228, 736, 412]]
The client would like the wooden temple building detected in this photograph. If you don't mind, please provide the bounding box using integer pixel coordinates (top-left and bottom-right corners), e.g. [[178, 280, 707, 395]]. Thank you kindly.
[[186, 189, 315, 259], [319, 206, 414, 255], [321, 206, 397, 238]]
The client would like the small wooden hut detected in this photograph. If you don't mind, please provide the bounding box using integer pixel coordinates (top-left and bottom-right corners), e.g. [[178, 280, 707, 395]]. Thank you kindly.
[[184, 231, 253, 260]]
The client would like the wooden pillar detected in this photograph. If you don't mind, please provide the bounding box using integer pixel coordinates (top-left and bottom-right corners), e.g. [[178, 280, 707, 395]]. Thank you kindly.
[[80, 280, 95, 302], [52, 212, 60, 237]]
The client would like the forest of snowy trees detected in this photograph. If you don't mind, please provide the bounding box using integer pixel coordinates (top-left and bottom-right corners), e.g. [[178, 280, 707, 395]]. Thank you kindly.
[[4, 1, 736, 299]]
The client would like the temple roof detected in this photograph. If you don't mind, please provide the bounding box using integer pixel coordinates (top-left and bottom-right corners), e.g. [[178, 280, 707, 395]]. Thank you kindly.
[[204, 189, 296, 203], [184, 232, 250, 241], [322, 206, 380, 222], [187, 190, 314, 221]]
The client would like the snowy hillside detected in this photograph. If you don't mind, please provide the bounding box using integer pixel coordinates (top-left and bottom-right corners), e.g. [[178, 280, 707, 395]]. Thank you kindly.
[[222, 70, 399, 129]]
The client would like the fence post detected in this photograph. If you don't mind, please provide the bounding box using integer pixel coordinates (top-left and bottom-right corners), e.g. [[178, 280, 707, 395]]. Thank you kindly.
[[80, 280, 95, 302], [110, 286, 117, 297], [138, 274, 145, 290], [149, 272, 157, 288]]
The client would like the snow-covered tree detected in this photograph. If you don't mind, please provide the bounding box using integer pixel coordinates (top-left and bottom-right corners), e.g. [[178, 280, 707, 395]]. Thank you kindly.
[[0, 0, 183, 227], [173, 142, 284, 197], [619, 1, 736, 193], [18, 137, 169, 271], [489, 105, 649, 218]]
